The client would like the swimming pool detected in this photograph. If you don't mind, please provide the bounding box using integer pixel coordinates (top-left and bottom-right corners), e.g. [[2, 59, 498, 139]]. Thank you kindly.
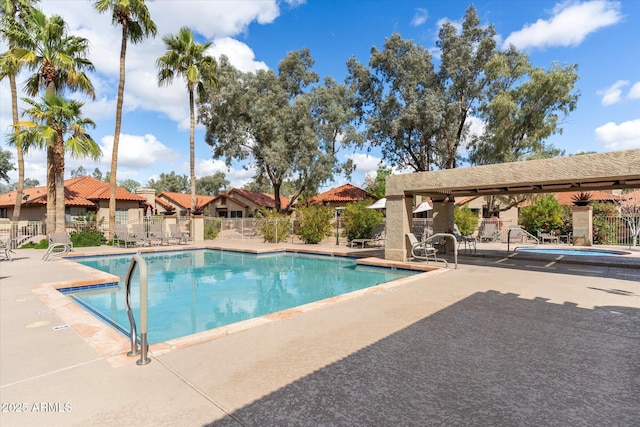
[[515, 247, 630, 257], [62, 250, 420, 344]]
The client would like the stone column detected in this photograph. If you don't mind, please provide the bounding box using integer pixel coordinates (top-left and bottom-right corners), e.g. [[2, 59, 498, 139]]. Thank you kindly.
[[432, 199, 455, 252], [385, 194, 413, 261], [192, 215, 204, 243], [571, 206, 593, 246]]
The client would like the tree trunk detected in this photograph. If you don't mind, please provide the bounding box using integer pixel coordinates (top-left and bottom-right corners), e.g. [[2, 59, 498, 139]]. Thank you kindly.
[[189, 88, 196, 214], [9, 74, 24, 238], [46, 146, 56, 234], [109, 24, 129, 240], [54, 133, 66, 232]]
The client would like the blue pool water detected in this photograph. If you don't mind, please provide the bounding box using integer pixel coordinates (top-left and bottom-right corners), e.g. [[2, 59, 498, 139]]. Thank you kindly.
[[515, 247, 629, 257], [64, 250, 419, 344]]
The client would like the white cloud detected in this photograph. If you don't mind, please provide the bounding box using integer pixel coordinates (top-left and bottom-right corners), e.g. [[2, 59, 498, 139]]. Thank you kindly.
[[210, 37, 269, 73], [196, 158, 256, 188], [597, 80, 629, 106], [346, 153, 383, 177], [411, 8, 428, 27], [628, 81, 640, 100], [99, 133, 178, 169], [595, 119, 640, 150], [503, 0, 622, 50]]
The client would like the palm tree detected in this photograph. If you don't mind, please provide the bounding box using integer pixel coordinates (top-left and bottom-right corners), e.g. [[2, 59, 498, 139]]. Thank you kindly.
[[94, 0, 156, 239], [7, 9, 95, 233], [20, 93, 101, 231], [157, 27, 218, 214], [0, 0, 39, 237]]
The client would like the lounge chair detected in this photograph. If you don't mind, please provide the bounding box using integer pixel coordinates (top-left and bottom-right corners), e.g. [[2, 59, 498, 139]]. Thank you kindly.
[[113, 225, 138, 248], [452, 225, 476, 253], [147, 223, 166, 246], [479, 222, 499, 242], [167, 223, 189, 245], [350, 224, 385, 248], [407, 232, 447, 266], [1, 238, 17, 261], [42, 232, 74, 261], [537, 231, 559, 244]]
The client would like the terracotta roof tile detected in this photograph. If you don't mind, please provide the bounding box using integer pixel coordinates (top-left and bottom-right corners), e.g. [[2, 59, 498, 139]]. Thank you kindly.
[[157, 191, 215, 211], [554, 190, 623, 205], [308, 184, 378, 204], [0, 176, 145, 208], [227, 188, 290, 208]]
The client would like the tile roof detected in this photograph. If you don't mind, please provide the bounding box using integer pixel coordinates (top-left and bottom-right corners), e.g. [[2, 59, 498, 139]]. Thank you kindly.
[[156, 191, 216, 211], [0, 176, 145, 208], [227, 188, 290, 209], [308, 184, 378, 204], [554, 190, 623, 205]]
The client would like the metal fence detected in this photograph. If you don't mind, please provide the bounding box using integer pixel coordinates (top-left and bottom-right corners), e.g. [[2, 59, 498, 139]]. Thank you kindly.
[[599, 215, 640, 246]]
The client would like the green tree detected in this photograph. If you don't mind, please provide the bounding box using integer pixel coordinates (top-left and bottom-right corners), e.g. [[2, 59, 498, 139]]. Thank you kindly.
[[201, 51, 356, 212], [7, 9, 95, 232], [157, 26, 217, 214], [0, 0, 39, 230], [454, 205, 479, 236], [342, 200, 383, 241], [468, 47, 578, 164], [118, 178, 140, 193], [92, 167, 103, 180], [362, 165, 392, 199], [592, 201, 618, 245], [347, 6, 578, 172], [19, 93, 101, 231], [196, 172, 229, 196], [94, 0, 156, 240], [146, 171, 189, 193], [519, 194, 564, 236], [0, 147, 14, 182], [70, 165, 87, 177]]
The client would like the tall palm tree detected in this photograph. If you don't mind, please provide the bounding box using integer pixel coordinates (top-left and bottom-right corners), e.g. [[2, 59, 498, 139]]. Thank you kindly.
[[7, 9, 95, 233], [94, 0, 156, 238], [20, 93, 101, 231], [0, 0, 39, 237], [157, 27, 218, 214]]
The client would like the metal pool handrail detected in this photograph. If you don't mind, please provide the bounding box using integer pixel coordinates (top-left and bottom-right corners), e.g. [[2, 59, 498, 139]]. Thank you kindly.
[[507, 228, 539, 252], [124, 254, 151, 366]]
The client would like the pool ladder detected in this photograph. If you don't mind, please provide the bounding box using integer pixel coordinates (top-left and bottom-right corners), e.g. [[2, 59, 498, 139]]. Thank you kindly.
[[124, 254, 151, 365]]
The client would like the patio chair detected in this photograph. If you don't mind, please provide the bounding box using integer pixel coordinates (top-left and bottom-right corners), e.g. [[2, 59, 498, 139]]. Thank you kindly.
[[407, 232, 447, 266], [349, 224, 386, 248], [167, 223, 189, 245], [1, 238, 17, 261], [42, 232, 74, 261], [452, 225, 476, 253], [130, 223, 150, 246], [113, 225, 137, 248], [537, 231, 559, 244], [479, 222, 499, 242], [147, 223, 166, 246]]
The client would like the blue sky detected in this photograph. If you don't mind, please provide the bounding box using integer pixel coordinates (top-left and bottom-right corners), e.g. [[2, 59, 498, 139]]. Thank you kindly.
[[1, 0, 639, 192]]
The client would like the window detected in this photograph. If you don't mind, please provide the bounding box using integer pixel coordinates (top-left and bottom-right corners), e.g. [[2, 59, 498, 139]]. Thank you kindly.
[[0, 208, 7, 219], [115, 209, 128, 225], [230, 210, 243, 218]]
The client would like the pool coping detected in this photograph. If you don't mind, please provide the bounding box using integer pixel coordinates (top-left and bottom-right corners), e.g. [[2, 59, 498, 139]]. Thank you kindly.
[[35, 245, 447, 366]]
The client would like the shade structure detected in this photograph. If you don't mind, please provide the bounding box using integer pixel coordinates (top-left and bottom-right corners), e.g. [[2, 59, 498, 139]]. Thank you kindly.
[[413, 200, 433, 213], [367, 198, 386, 209]]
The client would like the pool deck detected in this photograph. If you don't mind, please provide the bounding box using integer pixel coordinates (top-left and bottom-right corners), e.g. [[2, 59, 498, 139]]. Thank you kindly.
[[1, 240, 639, 426]]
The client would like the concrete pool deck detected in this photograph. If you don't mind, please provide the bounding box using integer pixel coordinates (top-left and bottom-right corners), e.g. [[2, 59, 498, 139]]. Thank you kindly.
[[1, 241, 639, 426]]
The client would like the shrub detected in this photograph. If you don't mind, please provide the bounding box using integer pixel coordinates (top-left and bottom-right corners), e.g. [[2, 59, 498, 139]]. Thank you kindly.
[[205, 219, 221, 240], [257, 210, 291, 243], [70, 230, 107, 247], [592, 201, 617, 244], [454, 205, 479, 236], [20, 239, 49, 249], [519, 194, 564, 235], [296, 205, 333, 244], [342, 200, 384, 241]]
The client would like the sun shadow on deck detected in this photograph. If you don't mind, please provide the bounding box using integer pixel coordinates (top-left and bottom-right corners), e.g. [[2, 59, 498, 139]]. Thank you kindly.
[[206, 290, 640, 426]]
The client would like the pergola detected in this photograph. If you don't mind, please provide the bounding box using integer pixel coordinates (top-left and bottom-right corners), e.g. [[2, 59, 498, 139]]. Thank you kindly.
[[384, 149, 640, 261]]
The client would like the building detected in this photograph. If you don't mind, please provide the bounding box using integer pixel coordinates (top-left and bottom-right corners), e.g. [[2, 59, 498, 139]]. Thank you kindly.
[[307, 184, 378, 209], [0, 176, 147, 228], [208, 188, 291, 217]]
